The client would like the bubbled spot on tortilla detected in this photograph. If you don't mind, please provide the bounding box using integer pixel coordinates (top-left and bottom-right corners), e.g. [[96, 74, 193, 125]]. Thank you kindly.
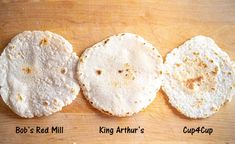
[[22, 67, 32, 74]]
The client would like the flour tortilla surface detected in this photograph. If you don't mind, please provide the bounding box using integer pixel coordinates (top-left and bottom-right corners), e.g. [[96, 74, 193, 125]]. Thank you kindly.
[[78, 33, 163, 116], [0, 31, 80, 118], [162, 35, 235, 118]]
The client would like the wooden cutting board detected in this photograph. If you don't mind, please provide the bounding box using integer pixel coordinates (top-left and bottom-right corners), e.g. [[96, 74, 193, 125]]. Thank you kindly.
[[0, 1, 235, 143]]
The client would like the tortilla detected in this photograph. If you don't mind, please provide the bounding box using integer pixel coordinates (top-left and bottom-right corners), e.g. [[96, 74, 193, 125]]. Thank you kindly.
[[78, 33, 163, 116], [162, 35, 235, 118], [0, 31, 80, 118]]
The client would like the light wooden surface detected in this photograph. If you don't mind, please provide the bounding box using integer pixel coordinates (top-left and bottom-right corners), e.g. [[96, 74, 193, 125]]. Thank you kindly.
[[0, 1, 235, 144]]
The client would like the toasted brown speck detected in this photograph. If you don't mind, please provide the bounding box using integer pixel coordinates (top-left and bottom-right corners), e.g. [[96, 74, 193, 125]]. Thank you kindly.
[[96, 70, 102, 75], [22, 67, 32, 74], [118, 70, 123, 73], [53, 99, 57, 104], [43, 101, 49, 106], [193, 98, 204, 108], [101, 109, 113, 116], [211, 106, 218, 112], [79, 58, 84, 63], [70, 88, 75, 93], [211, 67, 218, 75], [40, 38, 48, 46], [17, 94, 23, 101], [104, 39, 109, 44], [175, 63, 181, 67], [61, 68, 67, 74], [185, 76, 203, 90], [193, 52, 199, 55], [198, 61, 208, 68]]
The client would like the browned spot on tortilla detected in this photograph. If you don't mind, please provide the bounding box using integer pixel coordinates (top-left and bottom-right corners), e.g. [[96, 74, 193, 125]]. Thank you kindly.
[[211, 67, 218, 75], [211, 106, 218, 112], [118, 70, 123, 73], [160, 71, 162, 74], [185, 76, 203, 90], [70, 88, 75, 93], [193, 52, 199, 55], [213, 51, 219, 56], [104, 39, 109, 44], [60, 68, 67, 74], [183, 57, 188, 62], [101, 109, 113, 116], [211, 87, 215, 90], [134, 101, 138, 104], [157, 55, 161, 58], [79, 57, 84, 63], [228, 72, 232, 75], [9, 45, 16, 49], [198, 61, 208, 68], [17, 94, 23, 101], [40, 38, 48, 46], [96, 70, 102, 75], [175, 63, 181, 67], [193, 98, 204, 108], [22, 67, 32, 74], [209, 59, 214, 63], [53, 99, 57, 104], [43, 101, 49, 106]]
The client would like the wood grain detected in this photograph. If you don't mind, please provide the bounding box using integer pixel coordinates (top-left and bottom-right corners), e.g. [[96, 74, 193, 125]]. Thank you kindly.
[[0, 0, 235, 143]]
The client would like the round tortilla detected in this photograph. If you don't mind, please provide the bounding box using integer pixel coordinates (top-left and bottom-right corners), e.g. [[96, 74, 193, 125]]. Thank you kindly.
[[162, 35, 235, 118], [0, 31, 80, 118], [78, 33, 163, 116]]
